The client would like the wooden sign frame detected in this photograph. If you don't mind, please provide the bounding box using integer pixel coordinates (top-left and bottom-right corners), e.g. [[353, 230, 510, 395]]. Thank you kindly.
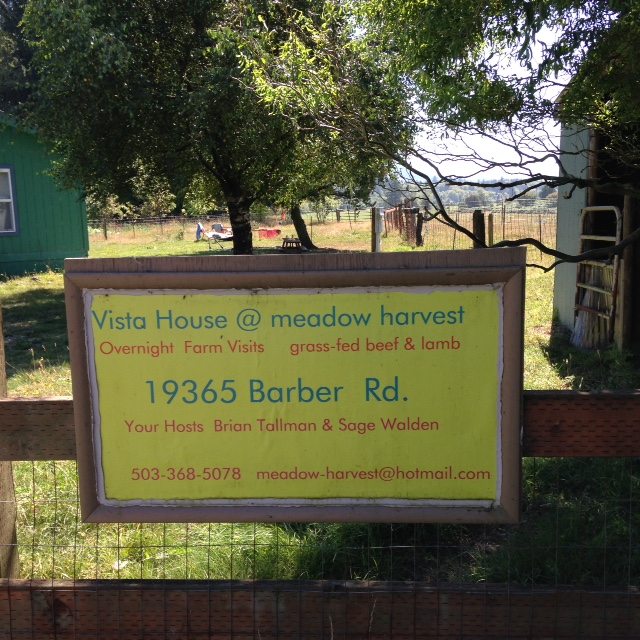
[[64, 249, 525, 523]]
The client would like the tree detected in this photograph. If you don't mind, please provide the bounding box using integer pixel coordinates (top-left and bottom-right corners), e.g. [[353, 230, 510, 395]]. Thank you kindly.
[[23, 0, 411, 254], [22, 1, 314, 253], [238, 1, 412, 247], [0, 0, 32, 114], [361, 0, 640, 262], [269, 131, 397, 248], [249, 0, 640, 266]]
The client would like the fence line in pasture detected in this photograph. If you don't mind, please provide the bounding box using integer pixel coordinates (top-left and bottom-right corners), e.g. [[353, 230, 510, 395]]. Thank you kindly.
[[2, 254, 640, 638], [91, 214, 231, 240], [383, 201, 557, 258], [91, 202, 557, 257]]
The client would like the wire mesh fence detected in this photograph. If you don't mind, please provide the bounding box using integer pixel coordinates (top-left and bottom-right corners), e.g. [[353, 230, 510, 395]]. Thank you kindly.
[[3, 393, 640, 637], [9, 457, 640, 588], [90, 215, 230, 241], [384, 201, 557, 260], [91, 202, 557, 260]]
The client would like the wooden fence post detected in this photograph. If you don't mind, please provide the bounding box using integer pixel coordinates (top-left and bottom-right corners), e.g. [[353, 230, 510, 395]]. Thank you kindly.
[[370, 208, 383, 252], [0, 307, 19, 578], [370, 207, 376, 252], [416, 208, 425, 247], [472, 209, 486, 248]]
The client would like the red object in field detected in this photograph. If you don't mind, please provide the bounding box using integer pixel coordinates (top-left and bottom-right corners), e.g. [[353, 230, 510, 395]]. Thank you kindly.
[[258, 228, 282, 239]]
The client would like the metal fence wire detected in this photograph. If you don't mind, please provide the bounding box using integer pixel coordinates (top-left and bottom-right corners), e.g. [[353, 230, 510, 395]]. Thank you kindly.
[[384, 201, 557, 260], [9, 458, 639, 586], [92, 201, 557, 259]]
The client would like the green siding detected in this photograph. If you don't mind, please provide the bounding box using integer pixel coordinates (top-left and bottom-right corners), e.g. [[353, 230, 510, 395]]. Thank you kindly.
[[0, 124, 88, 275], [552, 125, 590, 331]]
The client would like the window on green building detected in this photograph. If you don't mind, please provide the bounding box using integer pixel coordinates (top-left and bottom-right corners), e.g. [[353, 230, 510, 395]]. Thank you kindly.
[[0, 167, 17, 234]]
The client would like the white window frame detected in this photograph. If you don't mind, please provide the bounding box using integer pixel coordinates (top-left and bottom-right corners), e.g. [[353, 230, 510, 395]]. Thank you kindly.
[[0, 167, 17, 235]]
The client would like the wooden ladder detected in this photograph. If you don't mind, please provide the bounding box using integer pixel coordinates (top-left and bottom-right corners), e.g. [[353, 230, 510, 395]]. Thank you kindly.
[[571, 206, 622, 348]]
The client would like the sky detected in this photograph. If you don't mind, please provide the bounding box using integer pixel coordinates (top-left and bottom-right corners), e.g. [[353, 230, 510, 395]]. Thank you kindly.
[[409, 27, 566, 182]]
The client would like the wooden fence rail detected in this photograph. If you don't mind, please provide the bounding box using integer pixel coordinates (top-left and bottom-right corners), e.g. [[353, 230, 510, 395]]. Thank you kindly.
[[1, 391, 639, 460], [1, 579, 639, 640]]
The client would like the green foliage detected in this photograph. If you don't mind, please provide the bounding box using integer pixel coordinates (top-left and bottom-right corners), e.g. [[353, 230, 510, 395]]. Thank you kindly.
[[463, 189, 490, 209], [243, 0, 640, 206], [357, 0, 640, 187], [183, 174, 224, 218], [85, 164, 176, 222], [307, 198, 333, 223], [85, 195, 131, 223], [22, 0, 410, 252], [0, 0, 32, 114], [240, 0, 414, 208], [22, 0, 302, 251]]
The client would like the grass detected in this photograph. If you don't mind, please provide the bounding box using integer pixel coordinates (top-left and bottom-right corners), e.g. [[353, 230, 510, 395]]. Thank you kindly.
[[1, 270, 69, 396], [2, 220, 639, 583], [88, 218, 400, 258], [16, 459, 304, 580]]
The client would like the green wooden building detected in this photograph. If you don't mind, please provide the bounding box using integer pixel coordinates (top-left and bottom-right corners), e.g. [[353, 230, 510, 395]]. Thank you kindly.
[[0, 114, 88, 276]]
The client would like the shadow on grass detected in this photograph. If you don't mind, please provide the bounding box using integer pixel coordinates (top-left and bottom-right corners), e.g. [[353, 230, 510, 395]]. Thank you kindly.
[[2, 247, 348, 381], [542, 318, 640, 391], [447, 324, 640, 587], [1, 287, 68, 381], [279, 324, 640, 586]]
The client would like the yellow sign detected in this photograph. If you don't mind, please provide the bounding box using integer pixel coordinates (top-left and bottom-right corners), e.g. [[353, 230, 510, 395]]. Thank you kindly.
[[85, 286, 502, 506]]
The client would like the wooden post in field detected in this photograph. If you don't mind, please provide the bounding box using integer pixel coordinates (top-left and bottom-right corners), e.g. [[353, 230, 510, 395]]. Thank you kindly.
[[370, 207, 383, 252], [0, 310, 6, 403], [415, 208, 424, 247], [472, 209, 486, 248], [0, 307, 19, 578], [487, 213, 494, 246], [371, 207, 376, 252]]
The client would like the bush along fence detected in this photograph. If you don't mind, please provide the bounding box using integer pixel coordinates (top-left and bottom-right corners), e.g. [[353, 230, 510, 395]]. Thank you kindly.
[[1, 297, 640, 636]]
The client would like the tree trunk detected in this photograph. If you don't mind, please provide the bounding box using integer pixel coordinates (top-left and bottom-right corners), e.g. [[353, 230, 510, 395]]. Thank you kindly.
[[227, 198, 253, 254], [290, 203, 317, 250]]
